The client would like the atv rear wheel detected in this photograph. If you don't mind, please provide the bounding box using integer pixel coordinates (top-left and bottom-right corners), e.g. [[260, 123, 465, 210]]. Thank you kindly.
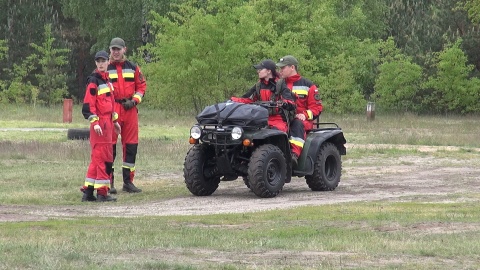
[[305, 142, 341, 191], [183, 144, 220, 196], [248, 144, 286, 198]]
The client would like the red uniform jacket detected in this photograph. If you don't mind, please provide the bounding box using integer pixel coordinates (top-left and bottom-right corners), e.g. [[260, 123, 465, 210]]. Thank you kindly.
[[284, 74, 323, 130], [231, 78, 295, 132], [107, 60, 146, 105], [82, 70, 116, 125]]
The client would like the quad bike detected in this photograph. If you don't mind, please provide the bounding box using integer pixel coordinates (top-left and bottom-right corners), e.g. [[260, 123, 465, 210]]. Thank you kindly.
[[183, 101, 346, 198]]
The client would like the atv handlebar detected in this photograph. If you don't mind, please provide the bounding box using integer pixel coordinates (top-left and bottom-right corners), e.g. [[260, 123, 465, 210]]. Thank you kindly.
[[254, 101, 284, 109]]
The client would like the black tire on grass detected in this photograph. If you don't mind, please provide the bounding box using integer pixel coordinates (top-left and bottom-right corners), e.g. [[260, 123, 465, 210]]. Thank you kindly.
[[67, 128, 90, 140]]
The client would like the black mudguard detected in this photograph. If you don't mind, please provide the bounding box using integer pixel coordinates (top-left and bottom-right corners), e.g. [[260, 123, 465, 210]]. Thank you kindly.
[[293, 129, 346, 176]]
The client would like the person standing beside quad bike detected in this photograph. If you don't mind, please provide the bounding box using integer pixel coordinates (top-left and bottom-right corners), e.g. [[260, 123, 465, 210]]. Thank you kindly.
[[80, 50, 121, 202], [230, 59, 296, 133], [276, 55, 323, 165], [107, 37, 146, 194]]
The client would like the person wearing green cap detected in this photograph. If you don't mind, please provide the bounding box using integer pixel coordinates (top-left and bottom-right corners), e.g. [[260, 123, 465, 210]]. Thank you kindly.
[[107, 37, 147, 194], [276, 55, 323, 165]]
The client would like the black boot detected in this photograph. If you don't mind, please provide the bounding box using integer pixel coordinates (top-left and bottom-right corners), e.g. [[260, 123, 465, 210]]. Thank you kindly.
[[96, 194, 117, 202], [122, 182, 142, 193], [81, 185, 96, 202], [291, 153, 298, 169], [122, 167, 142, 193]]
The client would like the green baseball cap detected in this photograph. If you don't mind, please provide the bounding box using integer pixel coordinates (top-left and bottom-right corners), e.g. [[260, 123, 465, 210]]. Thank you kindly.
[[109, 37, 126, 49], [276, 55, 299, 67]]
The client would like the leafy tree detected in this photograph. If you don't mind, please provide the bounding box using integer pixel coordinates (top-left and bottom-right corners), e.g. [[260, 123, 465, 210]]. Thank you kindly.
[[29, 24, 70, 105], [423, 39, 478, 114], [0, 53, 36, 104], [144, 0, 267, 112], [464, 0, 480, 23], [61, 0, 180, 52], [319, 53, 366, 114], [258, 0, 386, 104], [0, 0, 62, 68], [61, 0, 185, 99], [373, 38, 423, 112]]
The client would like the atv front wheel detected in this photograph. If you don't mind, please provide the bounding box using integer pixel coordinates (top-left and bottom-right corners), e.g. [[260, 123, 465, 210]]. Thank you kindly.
[[305, 142, 341, 191], [183, 144, 220, 196], [248, 144, 286, 198], [242, 176, 251, 190]]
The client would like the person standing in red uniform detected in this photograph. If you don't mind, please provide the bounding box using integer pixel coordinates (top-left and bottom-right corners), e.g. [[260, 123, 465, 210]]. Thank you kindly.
[[231, 59, 296, 133], [81, 50, 121, 202], [107, 37, 146, 193], [276, 55, 323, 166]]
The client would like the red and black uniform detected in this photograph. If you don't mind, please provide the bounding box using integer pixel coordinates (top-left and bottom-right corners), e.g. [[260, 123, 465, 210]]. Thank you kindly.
[[231, 78, 295, 132], [107, 59, 146, 185], [285, 74, 323, 157], [81, 70, 117, 196]]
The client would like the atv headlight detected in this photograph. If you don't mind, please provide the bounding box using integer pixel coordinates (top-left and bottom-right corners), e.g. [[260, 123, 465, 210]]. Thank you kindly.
[[190, 125, 202, 139], [231, 126, 243, 140]]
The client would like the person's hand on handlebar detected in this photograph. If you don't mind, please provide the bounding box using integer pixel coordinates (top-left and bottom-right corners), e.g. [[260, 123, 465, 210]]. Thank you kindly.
[[296, 113, 306, 121]]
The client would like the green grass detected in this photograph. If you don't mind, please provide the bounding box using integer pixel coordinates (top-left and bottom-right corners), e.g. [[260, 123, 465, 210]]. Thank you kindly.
[[1, 104, 480, 269], [1, 202, 479, 269]]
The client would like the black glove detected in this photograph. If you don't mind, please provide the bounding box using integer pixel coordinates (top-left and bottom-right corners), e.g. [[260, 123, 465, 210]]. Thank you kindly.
[[282, 102, 295, 111], [122, 99, 136, 110]]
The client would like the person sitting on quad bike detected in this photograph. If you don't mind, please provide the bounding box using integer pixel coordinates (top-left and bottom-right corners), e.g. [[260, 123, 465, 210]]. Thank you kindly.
[[276, 55, 323, 166], [231, 59, 296, 148]]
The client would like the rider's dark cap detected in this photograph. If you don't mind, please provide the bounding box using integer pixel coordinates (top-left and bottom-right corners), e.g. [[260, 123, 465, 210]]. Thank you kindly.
[[94, 50, 109, 60], [253, 59, 276, 72]]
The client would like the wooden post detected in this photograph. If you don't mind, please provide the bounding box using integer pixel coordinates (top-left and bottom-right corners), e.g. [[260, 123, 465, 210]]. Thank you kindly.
[[366, 102, 375, 121], [63, 99, 73, 123]]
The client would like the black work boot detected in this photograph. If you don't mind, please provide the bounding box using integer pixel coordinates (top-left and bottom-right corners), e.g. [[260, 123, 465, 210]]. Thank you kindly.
[[291, 153, 298, 168], [122, 182, 142, 193], [81, 185, 96, 202], [96, 194, 117, 202]]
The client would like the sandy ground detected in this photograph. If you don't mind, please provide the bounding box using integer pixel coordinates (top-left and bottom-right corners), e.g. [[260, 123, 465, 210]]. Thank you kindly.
[[2, 143, 480, 221], [2, 144, 480, 268]]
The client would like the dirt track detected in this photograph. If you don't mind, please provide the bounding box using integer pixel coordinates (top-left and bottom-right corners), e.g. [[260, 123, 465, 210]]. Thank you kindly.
[[2, 144, 480, 221]]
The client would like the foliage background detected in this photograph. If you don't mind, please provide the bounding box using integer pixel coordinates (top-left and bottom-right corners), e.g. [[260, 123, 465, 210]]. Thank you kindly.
[[1, 0, 480, 114]]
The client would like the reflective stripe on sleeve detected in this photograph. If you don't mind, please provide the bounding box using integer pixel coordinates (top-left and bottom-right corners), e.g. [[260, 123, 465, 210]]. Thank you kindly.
[[88, 115, 99, 123], [306, 110, 313, 120], [292, 86, 309, 96], [97, 84, 111, 95], [133, 93, 143, 103]]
